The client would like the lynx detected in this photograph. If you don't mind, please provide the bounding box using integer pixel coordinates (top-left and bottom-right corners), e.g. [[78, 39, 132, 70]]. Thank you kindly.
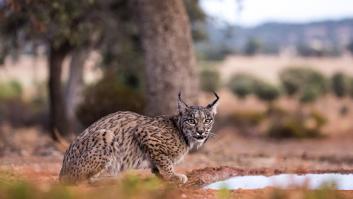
[[59, 92, 219, 184]]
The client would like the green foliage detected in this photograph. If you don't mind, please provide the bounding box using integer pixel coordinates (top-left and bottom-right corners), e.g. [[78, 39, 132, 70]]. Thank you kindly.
[[304, 183, 345, 199], [6, 182, 39, 199], [0, 172, 347, 199], [254, 81, 280, 102], [0, 81, 47, 126], [0, 173, 177, 199], [331, 72, 350, 98], [348, 78, 353, 98], [183, 0, 207, 42], [0, 80, 22, 101], [1, 0, 102, 52], [200, 68, 221, 92], [116, 174, 169, 199], [228, 74, 258, 98], [216, 188, 231, 199], [269, 185, 345, 199], [77, 74, 145, 127], [267, 111, 327, 139], [299, 86, 321, 104], [279, 67, 328, 102], [197, 45, 232, 61]]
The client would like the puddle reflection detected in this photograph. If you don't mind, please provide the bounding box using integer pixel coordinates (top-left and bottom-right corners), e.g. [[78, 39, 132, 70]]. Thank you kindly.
[[205, 173, 353, 190]]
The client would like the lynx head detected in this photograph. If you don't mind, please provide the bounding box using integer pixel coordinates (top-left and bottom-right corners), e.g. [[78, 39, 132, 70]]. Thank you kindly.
[[177, 92, 219, 146]]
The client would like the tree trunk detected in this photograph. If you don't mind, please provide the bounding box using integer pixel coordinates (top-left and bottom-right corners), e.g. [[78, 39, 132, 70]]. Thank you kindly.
[[65, 48, 86, 132], [48, 43, 71, 139], [134, 0, 199, 116]]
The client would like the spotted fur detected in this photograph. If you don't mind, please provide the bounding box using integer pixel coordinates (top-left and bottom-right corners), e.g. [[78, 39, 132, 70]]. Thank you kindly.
[[59, 93, 219, 184]]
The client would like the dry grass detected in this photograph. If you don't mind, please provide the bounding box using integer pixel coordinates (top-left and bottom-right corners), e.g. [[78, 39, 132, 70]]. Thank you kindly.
[[219, 55, 353, 83]]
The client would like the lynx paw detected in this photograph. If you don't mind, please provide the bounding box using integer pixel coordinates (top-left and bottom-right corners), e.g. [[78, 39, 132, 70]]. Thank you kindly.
[[173, 174, 188, 184]]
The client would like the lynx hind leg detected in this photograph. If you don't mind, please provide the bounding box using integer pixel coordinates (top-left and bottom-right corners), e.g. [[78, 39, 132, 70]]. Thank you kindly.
[[60, 129, 116, 184]]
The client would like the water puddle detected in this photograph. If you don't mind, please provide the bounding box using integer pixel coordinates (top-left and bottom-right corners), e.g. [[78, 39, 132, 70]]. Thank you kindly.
[[205, 173, 353, 190]]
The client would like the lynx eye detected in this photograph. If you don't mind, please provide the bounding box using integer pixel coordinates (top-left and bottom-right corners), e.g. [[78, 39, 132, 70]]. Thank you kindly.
[[205, 119, 212, 124], [186, 119, 196, 125]]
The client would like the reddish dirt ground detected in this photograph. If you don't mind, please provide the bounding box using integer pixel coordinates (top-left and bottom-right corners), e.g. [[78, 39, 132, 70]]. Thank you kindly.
[[1, 125, 353, 198]]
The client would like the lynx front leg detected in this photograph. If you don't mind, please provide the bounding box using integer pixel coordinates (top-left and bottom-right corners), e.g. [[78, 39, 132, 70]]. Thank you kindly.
[[150, 154, 187, 184], [151, 166, 162, 178]]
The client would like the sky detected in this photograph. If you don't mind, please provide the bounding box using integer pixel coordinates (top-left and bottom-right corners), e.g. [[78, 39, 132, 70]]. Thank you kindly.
[[200, 0, 353, 27]]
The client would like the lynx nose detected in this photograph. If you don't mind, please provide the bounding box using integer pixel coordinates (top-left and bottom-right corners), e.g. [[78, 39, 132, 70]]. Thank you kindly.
[[196, 130, 203, 135]]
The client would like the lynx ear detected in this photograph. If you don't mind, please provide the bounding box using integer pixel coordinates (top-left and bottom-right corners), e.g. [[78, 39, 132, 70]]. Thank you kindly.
[[206, 92, 219, 114], [177, 92, 189, 114]]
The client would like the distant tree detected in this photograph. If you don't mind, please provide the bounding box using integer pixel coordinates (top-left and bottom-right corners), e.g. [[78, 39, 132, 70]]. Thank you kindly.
[[299, 86, 321, 104], [254, 81, 280, 109], [279, 67, 328, 99], [347, 41, 353, 54], [228, 74, 257, 99], [183, 0, 207, 42], [331, 72, 350, 98], [244, 37, 261, 56]]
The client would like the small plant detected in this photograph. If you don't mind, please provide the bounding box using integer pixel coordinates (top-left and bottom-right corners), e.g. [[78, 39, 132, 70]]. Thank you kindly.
[[200, 68, 221, 92], [228, 74, 258, 98], [216, 188, 231, 199]]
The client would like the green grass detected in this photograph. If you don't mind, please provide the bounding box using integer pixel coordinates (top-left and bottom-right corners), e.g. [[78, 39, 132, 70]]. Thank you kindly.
[[0, 172, 348, 199], [0, 172, 178, 199]]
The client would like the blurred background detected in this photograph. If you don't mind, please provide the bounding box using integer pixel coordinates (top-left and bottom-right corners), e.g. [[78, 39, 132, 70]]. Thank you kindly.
[[1, 0, 353, 187]]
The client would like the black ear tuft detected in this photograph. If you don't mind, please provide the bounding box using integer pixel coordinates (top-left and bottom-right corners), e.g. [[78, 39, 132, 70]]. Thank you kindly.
[[177, 92, 189, 113], [206, 92, 219, 114], [206, 92, 219, 108]]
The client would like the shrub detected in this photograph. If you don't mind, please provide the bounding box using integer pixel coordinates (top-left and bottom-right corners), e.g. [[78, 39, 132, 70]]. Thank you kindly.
[[0, 81, 47, 127], [254, 81, 280, 103], [200, 68, 221, 92], [279, 67, 328, 101], [227, 110, 266, 135], [331, 72, 350, 98], [348, 78, 353, 98], [228, 74, 258, 98], [267, 111, 326, 139], [0, 80, 22, 101], [228, 111, 265, 126], [299, 86, 321, 104], [77, 74, 145, 127]]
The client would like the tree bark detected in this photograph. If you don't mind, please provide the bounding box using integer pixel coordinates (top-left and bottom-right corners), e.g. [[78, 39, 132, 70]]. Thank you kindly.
[[65, 48, 86, 132], [48, 43, 71, 139], [134, 0, 199, 116]]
